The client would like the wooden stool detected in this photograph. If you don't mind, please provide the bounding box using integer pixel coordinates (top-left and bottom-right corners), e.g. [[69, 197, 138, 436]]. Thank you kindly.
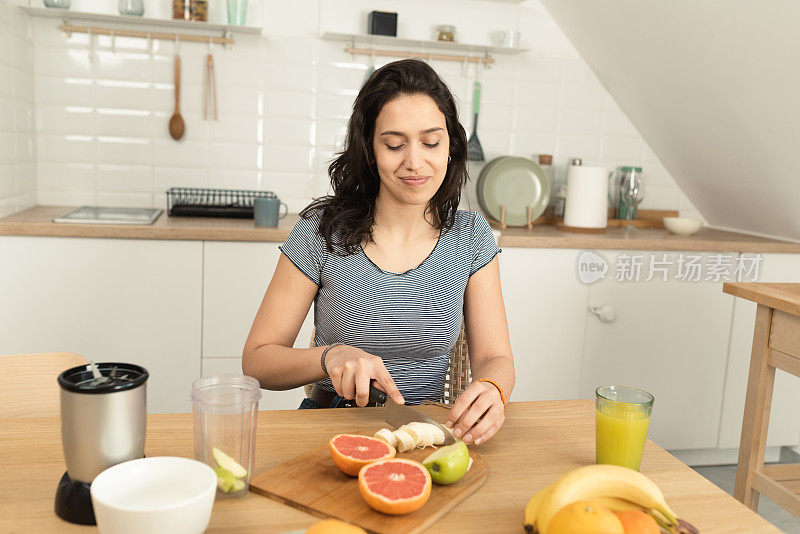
[[723, 282, 800, 516]]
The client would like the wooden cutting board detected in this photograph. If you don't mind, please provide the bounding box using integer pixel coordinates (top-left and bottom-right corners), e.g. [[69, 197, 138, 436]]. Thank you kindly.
[[249, 440, 487, 534]]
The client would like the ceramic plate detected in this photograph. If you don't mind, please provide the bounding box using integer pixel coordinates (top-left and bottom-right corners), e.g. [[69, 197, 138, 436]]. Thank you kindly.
[[477, 156, 550, 226]]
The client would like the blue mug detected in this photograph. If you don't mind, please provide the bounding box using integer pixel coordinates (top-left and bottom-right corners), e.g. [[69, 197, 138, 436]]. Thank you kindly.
[[254, 195, 288, 227]]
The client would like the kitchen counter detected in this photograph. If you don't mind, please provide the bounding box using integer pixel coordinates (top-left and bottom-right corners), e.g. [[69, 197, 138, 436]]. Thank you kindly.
[[2, 205, 800, 252], [0, 401, 779, 533]]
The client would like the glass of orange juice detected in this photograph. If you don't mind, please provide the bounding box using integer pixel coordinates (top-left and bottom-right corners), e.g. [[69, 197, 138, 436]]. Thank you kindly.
[[595, 386, 653, 471]]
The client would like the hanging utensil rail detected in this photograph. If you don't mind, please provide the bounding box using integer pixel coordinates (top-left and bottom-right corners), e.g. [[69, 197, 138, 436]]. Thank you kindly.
[[345, 45, 494, 65], [59, 22, 234, 46]]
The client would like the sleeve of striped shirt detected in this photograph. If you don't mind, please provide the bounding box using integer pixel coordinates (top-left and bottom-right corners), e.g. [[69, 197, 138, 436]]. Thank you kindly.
[[278, 214, 326, 286], [469, 211, 502, 276]]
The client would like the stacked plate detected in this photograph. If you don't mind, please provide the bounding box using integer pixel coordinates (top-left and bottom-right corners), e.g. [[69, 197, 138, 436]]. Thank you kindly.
[[476, 156, 551, 227]]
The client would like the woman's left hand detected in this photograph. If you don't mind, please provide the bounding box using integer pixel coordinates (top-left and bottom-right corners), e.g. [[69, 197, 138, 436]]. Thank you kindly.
[[445, 381, 505, 445]]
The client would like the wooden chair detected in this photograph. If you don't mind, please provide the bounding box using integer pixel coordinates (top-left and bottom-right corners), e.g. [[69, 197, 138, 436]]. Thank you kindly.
[[0, 352, 88, 418], [304, 322, 472, 405]]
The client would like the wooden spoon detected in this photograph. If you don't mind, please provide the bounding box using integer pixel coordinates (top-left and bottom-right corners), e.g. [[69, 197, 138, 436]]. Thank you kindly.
[[169, 53, 185, 141]]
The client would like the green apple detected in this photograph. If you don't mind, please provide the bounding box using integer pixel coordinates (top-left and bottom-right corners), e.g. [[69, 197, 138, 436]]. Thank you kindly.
[[212, 446, 247, 478], [422, 440, 470, 485]]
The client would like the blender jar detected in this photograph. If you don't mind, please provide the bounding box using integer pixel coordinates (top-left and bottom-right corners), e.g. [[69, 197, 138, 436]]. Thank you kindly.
[[192, 375, 261, 498]]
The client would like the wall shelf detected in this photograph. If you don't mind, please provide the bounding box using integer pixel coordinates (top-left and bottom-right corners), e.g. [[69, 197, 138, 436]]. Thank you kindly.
[[21, 6, 262, 35], [321, 31, 529, 56]]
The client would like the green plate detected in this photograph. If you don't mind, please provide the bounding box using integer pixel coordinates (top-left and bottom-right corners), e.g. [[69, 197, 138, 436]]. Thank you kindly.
[[477, 156, 550, 226]]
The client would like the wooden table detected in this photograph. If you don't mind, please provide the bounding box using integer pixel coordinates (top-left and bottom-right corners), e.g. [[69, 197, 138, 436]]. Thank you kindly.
[[0, 400, 778, 533], [723, 283, 800, 517]]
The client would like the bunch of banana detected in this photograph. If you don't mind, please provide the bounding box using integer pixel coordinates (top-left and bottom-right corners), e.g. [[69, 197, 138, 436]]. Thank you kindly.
[[523, 465, 698, 534]]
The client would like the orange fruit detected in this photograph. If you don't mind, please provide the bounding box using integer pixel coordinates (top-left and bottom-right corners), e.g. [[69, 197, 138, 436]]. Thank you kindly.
[[329, 434, 395, 477], [548, 500, 624, 534], [615, 510, 660, 534], [305, 518, 367, 534], [358, 458, 432, 515]]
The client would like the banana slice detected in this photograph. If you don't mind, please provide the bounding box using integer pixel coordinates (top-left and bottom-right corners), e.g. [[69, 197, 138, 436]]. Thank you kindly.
[[374, 428, 398, 448], [393, 429, 416, 452], [405, 422, 435, 448]]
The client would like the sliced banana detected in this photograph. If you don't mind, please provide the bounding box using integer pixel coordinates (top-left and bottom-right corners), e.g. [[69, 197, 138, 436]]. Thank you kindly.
[[392, 429, 416, 452], [374, 428, 398, 448], [405, 422, 435, 448]]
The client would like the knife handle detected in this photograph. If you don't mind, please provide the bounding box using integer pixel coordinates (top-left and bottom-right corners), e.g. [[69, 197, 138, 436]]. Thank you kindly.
[[369, 385, 387, 405]]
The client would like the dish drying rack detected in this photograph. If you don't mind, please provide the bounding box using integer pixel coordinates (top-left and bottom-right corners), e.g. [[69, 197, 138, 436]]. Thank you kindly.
[[166, 187, 275, 218]]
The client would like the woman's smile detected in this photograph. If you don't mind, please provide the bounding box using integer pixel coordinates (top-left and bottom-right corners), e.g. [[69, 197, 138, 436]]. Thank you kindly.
[[398, 175, 430, 187]]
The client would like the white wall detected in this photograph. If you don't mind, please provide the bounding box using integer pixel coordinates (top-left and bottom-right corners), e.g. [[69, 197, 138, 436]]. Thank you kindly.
[[0, 0, 36, 218], [25, 0, 699, 218], [541, 0, 800, 241]]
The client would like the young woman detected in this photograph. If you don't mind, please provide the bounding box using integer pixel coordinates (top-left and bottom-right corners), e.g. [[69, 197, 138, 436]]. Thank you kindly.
[[243, 59, 514, 445]]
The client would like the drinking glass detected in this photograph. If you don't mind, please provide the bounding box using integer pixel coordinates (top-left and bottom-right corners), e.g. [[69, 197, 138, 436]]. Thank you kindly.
[[118, 0, 144, 15], [619, 171, 645, 228], [595, 386, 653, 471], [192, 375, 261, 498], [226, 0, 248, 26]]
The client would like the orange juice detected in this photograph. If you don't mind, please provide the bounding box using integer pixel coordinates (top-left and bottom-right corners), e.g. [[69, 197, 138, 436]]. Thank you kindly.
[[595, 386, 653, 471]]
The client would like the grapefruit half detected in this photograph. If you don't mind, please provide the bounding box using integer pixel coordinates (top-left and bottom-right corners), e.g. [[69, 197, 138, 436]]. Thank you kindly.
[[329, 434, 396, 476], [358, 458, 432, 515]]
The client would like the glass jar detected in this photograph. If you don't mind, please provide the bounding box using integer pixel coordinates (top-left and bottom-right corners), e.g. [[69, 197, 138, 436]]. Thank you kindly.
[[44, 0, 71, 8], [173, 0, 191, 20], [118, 0, 144, 16], [190, 0, 208, 21], [192, 375, 261, 498], [436, 25, 456, 42]]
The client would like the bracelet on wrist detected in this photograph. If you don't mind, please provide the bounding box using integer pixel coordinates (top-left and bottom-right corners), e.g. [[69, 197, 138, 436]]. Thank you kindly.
[[476, 377, 507, 405], [320, 343, 344, 375]]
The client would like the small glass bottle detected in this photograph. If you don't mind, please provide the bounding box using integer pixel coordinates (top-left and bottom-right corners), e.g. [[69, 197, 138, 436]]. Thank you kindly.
[[118, 0, 144, 16]]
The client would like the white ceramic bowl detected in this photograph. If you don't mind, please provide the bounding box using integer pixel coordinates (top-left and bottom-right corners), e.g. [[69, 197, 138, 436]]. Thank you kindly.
[[90, 457, 216, 534], [663, 217, 704, 236]]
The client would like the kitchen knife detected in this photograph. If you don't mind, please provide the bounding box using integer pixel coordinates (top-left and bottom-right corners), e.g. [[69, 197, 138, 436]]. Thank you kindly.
[[369, 386, 456, 445]]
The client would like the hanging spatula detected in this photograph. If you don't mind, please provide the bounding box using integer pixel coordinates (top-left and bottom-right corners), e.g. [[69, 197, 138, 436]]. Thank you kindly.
[[467, 81, 484, 161]]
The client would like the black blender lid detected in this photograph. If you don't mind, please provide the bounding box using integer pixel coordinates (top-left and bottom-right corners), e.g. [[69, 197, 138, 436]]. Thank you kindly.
[[58, 363, 148, 394]]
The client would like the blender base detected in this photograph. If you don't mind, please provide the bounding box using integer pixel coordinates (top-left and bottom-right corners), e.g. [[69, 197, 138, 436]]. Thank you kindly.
[[54, 471, 95, 525]]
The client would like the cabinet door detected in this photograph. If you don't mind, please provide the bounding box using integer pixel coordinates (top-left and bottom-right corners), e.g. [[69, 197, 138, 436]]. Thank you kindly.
[[718, 253, 800, 448], [499, 248, 590, 401], [580, 250, 735, 450], [202, 242, 312, 404], [0, 236, 202, 414]]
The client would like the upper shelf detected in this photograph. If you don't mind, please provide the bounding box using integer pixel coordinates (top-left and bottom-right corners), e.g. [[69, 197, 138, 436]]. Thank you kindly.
[[21, 6, 262, 34], [320, 31, 530, 55]]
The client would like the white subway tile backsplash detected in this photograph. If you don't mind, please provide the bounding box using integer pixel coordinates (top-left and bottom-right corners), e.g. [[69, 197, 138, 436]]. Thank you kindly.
[[35, 77, 93, 106], [97, 136, 152, 165], [262, 117, 314, 147], [515, 81, 560, 108], [37, 135, 95, 163], [154, 139, 208, 168], [36, 106, 95, 135], [0, 0, 688, 218], [38, 163, 95, 191], [207, 142, 261, 170], [209, 115, 262, 143], [601, 136, 644, 162], [97, 164, 152, 192]]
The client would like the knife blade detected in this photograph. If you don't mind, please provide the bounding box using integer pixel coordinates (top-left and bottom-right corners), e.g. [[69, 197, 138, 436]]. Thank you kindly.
[[369, 386, 455, 445]]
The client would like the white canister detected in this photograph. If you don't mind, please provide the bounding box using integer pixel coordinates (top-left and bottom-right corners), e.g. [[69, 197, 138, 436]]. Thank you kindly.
[[563, 165, 609, 229]]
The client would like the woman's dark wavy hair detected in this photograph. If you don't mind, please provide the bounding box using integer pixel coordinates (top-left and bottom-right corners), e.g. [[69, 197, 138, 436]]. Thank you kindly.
[[300, 58, 468, 255]]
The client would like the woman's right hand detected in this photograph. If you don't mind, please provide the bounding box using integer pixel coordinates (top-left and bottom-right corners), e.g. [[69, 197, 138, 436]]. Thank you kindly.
[[324, 345, 405, 407]]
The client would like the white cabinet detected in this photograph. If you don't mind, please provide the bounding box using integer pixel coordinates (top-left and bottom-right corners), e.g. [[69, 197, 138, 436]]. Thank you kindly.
[[0, 236, 202, 414], [580, 251, 736, 451], [718, 253, 800, 449], [202, 242, 312, 406], [499, 248, 590, 401]]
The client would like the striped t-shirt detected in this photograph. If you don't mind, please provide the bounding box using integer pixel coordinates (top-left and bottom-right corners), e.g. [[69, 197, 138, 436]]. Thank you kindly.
[[278, 209, 501, 405]]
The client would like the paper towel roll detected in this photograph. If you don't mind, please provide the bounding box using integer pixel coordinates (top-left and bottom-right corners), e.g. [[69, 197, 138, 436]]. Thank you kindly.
[[563, 165, 608, 229]]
